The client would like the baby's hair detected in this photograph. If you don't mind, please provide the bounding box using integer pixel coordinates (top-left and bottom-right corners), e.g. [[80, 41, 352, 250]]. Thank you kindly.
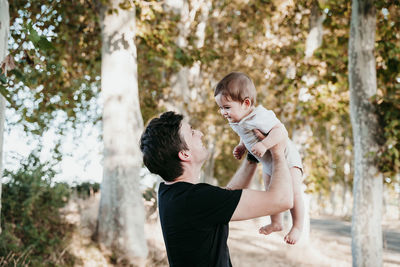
[[214, 72, 257, 105]]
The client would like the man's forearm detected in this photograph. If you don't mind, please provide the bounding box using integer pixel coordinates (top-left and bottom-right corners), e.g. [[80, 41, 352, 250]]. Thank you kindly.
[[268, 152, 293, 208], [226, 159, 257, 190], [260, 124, 287, 151]]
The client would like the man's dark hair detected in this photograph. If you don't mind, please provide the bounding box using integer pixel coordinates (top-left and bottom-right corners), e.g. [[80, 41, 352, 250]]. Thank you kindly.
[[140, 111, 188, 182]]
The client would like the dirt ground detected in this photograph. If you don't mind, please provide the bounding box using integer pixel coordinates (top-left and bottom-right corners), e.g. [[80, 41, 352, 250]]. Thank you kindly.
[[64, 194, 400, 267], [228, 218, 400, 267], [146, 217, 400, 267]]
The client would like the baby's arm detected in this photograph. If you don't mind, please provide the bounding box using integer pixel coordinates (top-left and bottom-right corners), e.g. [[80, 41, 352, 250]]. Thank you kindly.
[[233, 140, 246, 160], [251, 123, 288, 158]]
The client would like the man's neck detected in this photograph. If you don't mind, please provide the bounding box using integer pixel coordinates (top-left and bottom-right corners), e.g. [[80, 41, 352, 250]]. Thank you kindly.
[[165, 163, 202, 185]]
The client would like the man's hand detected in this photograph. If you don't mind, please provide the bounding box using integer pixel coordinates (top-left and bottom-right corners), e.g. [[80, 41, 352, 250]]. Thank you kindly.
[[251, 142, 267, 158], [253, 128, 267, 141], [269, 140, 286, 158], [233, 143, 246, 160]]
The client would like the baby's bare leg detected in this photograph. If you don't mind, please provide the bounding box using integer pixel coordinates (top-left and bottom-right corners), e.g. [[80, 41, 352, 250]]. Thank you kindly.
[[259, 173, 283, 235], [284, 167, 304, 245]]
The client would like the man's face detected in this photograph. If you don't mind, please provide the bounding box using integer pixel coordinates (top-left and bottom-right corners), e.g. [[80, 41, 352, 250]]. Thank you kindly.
[[179, 121, 208, 164]]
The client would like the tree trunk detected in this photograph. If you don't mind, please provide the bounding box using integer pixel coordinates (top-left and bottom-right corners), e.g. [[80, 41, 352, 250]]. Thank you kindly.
[[293, 0, 325, 242], [96, 1, 148, 264], [305, 0, 325, 59], [300, 186, 311, 245], [349, 1, 383, 266], [0, 0, 9, 234], [326, 130, 336, 215], [342, 175, 350, 216], [382, 185, 387, 219], [342, 138, 352, 217], [398, 173, 400, 220], [200, 138, 216, 185], [165, 0, 202, 115], [187, 0, 211, 108]]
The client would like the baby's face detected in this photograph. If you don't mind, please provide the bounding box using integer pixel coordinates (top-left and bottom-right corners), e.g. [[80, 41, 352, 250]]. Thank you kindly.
[[215, 94, 251, 123]]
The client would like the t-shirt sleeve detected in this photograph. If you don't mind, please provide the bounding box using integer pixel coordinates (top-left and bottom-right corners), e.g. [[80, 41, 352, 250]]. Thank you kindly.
[[247, 107, 281, 134], [186, 184, 242, 226]]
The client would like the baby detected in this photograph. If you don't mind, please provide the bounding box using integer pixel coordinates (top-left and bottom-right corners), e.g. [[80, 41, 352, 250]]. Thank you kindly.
[[214, 72, 304, 245]]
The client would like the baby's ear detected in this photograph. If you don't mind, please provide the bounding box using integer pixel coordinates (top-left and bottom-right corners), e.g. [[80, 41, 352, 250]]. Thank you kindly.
[[243, 97, 252, 107]]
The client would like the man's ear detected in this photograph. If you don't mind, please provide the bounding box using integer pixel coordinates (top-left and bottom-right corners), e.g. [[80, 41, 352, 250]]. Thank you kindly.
[[178, 150, 191, 162]]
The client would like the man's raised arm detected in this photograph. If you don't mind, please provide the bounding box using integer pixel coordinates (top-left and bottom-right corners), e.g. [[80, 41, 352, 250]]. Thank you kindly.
[[226, 129, 265, 190], [231, 141, 293, 221], [226, 154, 258, 190]]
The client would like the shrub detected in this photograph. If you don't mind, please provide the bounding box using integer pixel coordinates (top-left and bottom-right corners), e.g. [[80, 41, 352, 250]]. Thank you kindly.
[[0, 153, 77, 266], [71, 182, 100, 198]]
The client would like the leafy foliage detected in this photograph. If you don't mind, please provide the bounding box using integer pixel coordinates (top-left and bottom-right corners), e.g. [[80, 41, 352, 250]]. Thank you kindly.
[[131, 0, 399, 190], [0, 153, 77, 266], [134, 0, 220, 123], [6, 0, 101, 135], [3, 0, 398, 215], [71, 181, 100, 199], [375, 1, 400, 180]]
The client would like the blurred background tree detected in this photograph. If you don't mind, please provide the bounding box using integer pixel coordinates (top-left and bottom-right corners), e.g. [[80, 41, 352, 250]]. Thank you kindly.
[[0, 0, 399, 265]]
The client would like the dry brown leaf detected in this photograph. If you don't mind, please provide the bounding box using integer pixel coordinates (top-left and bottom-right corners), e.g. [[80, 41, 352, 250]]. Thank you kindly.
[[0, 54, 16, 75]]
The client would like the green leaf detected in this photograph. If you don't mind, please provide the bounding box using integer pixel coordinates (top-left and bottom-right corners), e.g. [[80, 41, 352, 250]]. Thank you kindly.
[[0, 84, 14, 105], [25, 116, 36, 123], [0, 73, 7, 84], [27, 24, 41, 44], [9, 69, 26, 83], [27, 24, 53, 51], [37, 37, 54, 50]]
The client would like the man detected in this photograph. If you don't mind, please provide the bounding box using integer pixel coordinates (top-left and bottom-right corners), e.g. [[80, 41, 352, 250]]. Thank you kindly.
[[140, 111, 293, 266]]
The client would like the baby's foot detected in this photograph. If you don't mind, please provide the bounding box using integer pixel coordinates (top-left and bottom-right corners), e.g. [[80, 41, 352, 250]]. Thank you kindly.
[[259, 223, 283, 235], [284, 226, 301, 245]]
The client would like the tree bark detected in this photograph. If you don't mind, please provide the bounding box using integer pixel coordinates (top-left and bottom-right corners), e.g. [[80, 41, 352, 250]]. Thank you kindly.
[[342, 172, 350, 217], [305, 0, 325, 58], [200, 138, 216, 184], [293, 0, 325, 242], [188, 0, 211, 107], [349, 1, 383, 266], [165, 0, 203, 115], [398, 173, 400, 220], [0, 0, 9, 234], [342, 137, 352, 217], [96, 0, 148, 264]]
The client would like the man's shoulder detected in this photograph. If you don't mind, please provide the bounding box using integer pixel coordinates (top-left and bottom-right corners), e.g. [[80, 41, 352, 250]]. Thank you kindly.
[[185, 183, 240, 202], [189, 183, 224, 195], [159, 182, 217, 196], [159, 181, 214, 188]]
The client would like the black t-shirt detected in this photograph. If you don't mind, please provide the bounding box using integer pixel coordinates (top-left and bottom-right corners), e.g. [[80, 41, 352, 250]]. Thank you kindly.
[[158, 182, 242, 267]]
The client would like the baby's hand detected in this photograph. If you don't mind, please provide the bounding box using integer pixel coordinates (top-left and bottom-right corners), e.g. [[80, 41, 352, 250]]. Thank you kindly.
[[233, 144, 246, 160], [251, 142, 267, 158]]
